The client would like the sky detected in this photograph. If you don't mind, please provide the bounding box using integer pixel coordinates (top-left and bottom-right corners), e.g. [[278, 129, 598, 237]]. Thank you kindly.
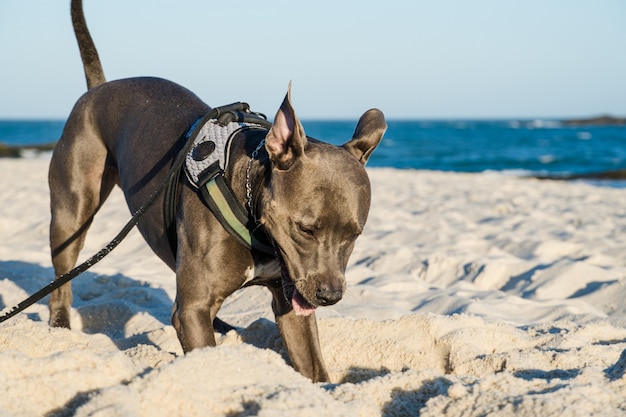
[[1, 0, 625, 120]]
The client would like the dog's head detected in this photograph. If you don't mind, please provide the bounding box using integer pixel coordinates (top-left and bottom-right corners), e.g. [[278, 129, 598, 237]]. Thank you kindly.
[[259, 85, 386, 316]]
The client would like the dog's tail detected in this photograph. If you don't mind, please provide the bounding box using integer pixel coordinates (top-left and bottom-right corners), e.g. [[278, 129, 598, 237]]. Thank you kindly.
[[71, 0, 106, 89]]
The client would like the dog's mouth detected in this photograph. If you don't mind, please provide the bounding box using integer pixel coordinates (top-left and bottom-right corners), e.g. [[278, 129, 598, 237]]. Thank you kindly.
[[274, 245, 317, 317]]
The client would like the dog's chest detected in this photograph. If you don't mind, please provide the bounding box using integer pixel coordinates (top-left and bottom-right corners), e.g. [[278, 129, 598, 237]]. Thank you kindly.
[[244, 259, 282, 285]]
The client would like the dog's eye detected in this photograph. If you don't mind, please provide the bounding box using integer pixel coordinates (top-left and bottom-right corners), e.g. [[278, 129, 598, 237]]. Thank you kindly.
[[298, 224, 315, 237]]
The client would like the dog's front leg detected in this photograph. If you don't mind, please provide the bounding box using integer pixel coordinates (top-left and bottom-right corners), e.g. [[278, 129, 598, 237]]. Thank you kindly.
[[267, 281, 330, 382], [172, 258, 242, 352], [171, 199, 250, 352], [171, 296, 219, 352], [276, 310, 330, 383]]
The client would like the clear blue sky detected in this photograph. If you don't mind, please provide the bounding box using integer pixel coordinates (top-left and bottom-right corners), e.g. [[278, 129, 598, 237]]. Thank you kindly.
[[1, 0, 625, 120]]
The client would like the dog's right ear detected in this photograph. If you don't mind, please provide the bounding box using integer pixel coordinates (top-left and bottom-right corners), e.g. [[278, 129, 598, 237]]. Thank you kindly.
[[265, 83, 308, 170], [342, 109, 387, 165]]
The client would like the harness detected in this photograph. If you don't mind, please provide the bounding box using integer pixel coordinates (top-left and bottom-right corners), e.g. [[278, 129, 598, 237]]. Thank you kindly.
[[165, 108, 275, 255]]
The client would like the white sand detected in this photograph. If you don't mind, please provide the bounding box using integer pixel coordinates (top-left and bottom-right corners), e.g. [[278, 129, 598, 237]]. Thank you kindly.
[[1, 157, 626, 416]]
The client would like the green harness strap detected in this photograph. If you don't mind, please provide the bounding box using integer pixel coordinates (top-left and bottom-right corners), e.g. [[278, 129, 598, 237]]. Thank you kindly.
[[198, 169, 275, 256]]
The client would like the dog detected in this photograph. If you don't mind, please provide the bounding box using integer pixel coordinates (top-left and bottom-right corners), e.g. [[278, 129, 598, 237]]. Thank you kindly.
[[48, 0, 386, 382]]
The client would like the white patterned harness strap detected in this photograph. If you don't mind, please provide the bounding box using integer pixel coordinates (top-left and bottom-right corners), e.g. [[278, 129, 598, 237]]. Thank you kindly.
[[184, 120, 253, 187]]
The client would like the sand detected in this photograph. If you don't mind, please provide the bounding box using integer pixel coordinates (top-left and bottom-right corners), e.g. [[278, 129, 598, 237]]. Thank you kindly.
[[1, 157, 625, 416]]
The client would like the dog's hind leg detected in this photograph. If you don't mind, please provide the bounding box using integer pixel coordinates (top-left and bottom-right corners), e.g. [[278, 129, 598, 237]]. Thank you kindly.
[[48, 125, 117, 328]]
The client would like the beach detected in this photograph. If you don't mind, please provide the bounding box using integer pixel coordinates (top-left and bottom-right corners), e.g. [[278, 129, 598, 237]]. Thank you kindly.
[[1, 156, 626, 416]]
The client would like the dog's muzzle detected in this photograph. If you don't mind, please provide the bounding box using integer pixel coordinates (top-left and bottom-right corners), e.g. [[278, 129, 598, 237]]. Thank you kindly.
[[274, 246, 345, 316]]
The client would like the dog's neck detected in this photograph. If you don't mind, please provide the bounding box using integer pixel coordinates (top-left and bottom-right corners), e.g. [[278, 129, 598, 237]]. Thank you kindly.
[[245, 138, 266, 224], [227, 130, 271, 231]]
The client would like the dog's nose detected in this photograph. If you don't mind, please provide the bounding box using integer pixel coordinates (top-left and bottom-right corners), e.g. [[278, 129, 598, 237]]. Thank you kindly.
[[315, 285, 343, 306]]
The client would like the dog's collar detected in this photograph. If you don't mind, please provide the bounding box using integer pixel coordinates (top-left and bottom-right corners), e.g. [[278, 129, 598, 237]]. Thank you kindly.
[[183, 110, 275, 255]]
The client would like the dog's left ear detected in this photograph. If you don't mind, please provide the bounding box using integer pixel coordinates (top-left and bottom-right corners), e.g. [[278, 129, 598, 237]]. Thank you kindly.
[[342, 109, 386, 165], [266, 82, 307, 170]]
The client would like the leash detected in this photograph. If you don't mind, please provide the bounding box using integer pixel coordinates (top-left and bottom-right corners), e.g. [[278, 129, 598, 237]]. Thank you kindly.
[[0, 102, 264, 324]]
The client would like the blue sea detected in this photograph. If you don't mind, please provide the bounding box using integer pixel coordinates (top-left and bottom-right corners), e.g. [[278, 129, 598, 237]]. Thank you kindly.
[[1, 118, 626, 181]]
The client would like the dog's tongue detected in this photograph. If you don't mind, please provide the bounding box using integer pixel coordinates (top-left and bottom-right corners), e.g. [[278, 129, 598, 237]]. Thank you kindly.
[[292, 289, 317, 316]]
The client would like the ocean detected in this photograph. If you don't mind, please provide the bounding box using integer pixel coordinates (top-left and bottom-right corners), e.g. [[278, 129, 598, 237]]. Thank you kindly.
[[1, 118, 626, 181]]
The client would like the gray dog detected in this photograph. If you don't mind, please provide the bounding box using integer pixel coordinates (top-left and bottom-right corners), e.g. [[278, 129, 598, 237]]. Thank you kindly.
[[49, 0, 386, 382]]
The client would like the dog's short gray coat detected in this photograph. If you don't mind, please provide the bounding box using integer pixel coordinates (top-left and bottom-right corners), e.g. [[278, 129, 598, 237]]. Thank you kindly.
[[48, 0, 386, 382]]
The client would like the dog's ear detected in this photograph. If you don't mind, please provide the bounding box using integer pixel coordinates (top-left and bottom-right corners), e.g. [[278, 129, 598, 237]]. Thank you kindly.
[[342, 109, 386, 165], [265, 83, 307, 170]]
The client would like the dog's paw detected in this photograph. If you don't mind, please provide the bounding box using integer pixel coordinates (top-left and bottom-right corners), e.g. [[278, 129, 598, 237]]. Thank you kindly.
[[49, 309, 71, 329]]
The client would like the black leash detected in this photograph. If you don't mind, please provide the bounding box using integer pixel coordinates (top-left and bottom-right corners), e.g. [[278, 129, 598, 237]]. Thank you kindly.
[[0, 102, 260, 324]]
